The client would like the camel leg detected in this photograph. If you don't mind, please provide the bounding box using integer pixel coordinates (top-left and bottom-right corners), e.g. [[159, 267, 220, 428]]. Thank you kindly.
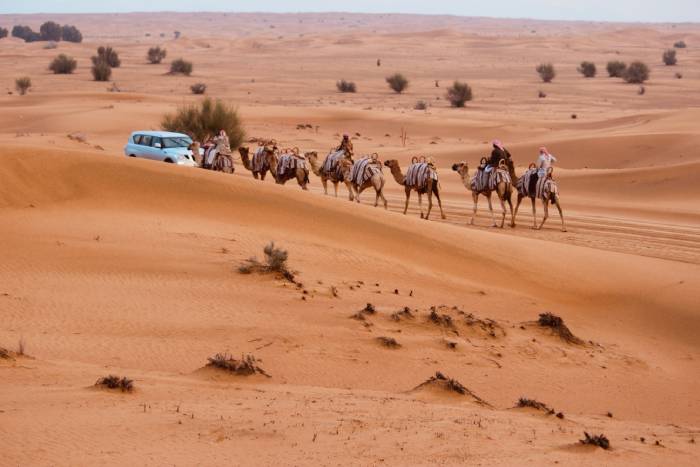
[[554, 196, 567, 232], [530, 197, 538, 229], [380, 189, 388, 210], [470, 192, 478, 225], [513, 193, 524, 228], [434, 185, 446, 220], [403, 186, 411, 215], [487, 194, 497, 227], [354, 184, 364, 204], [498, 195, 507, 228], [333, 181, 338, 197], [537, 199, 549, 230], [424, 192, 432, 220], [299, 171, 308, 190], [322, 178, 328, 195], [418, 193, 424, 219], [253, 171, 259, 180], [346, 181, 355, 201], [506, 192, 515, 228]]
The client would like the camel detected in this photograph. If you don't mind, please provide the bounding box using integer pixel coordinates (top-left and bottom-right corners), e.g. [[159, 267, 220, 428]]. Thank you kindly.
[[452, 158, 515, 228], [306, 151, 354, 200], [339, 156, 388, 209], [514, 166, 567, 232], [238, 145, 276, 180], [269, 152, 311, 190], [384, 158, 445, 220]]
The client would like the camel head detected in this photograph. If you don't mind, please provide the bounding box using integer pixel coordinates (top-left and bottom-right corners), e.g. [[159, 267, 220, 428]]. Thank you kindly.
[[305, 151, 318, 162], [384, 159, 399, 169], [452, 161, 468, 175], [238, 146, 249, 157]]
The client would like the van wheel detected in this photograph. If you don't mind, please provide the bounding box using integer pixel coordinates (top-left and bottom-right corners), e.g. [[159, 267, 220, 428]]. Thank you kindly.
[[164, 158, 174, 163], [129, 154, 136, 157]]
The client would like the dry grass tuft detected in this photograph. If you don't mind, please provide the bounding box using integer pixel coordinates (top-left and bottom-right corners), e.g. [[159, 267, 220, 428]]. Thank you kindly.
[[207, 353, 271, 377], [238, 242, 296, 283], [351, 303, 377, 320], [95, 375, 134, 392], [390, 306, 415, 321], [0, 347, 13, 360], [414, 372, 490, 406], [376, 336, 401, 348], [538, 312, 583, 344], [580, 432, 610, 450], [429, 307, 454, 328], [517, 397, 556, 415]]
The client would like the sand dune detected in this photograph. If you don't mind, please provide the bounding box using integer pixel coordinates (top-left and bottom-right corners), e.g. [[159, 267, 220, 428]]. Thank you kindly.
[[1, 11, 699, 466]]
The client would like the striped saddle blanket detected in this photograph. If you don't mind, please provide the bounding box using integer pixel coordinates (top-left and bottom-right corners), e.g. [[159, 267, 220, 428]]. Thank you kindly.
[[322, 150, 346, 175], [252, 147, 268, 172], [276, 154, 307, 178], [537, 177, 559, 201], [405, 162, 438, 190], [516, 168, 559, 200], [471, 167, 511, 192], [516, 168, 536, 196], [350, 157, 381, 186]]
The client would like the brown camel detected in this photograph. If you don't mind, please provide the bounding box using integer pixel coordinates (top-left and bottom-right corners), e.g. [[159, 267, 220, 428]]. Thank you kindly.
[[306, 151, 354, 200], [514, 166, 567, 232], [452, 158, 515, 228], [384, 158, 445, 220], [238, 145, 277, 180], [269, 151, 311, 190], [339, 156, 388, 209], [188, 142, 203, 166]]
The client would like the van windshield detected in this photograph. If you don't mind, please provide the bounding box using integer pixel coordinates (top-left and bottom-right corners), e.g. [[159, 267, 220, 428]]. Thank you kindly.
[[162, 137, 192, 148]]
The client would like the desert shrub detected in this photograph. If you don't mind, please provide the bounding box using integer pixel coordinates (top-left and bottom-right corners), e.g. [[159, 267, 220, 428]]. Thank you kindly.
[[606, 60, 627, 78], [536, 63, 556, 83], [577, 61, 596, 78], [673, 40, 687, 49], [15, 77, 31, 95], [49, 54, 77, 74], [675, 72, 683, 79], [580, 432, 610, 450], [190, 83, 207, 94], [12, 25, 41, 42], [91, 61, 112, 81], [95, 375, 133, 392], [61, 25, 83, 43], [170, 58, 193, 75], [624, 61, 650, 84], [538, 312, 583, 344], [446, 81, 473, 107], [174, 31, 181, 39], [207, 353, 270, 376], [0, 27, 8, 39], [663, 49, 677, 66], [162, 97, 244, 148], [538, 90, 547, 98], [147, 46, 167, 64], [336, 79, 356, 93], [414, 100, 428, 110], [39, 21, 62, 41], [377, 336, 401, 348], [386, 73, 408, 93], [92, 46, 120, 68]]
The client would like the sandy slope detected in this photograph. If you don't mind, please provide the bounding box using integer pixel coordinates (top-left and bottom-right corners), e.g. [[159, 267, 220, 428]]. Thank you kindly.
[[1, 12, 700, 466]]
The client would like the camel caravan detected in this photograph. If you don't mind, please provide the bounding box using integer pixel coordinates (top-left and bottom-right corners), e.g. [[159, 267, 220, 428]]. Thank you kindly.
[[187, 131, 565, 231]]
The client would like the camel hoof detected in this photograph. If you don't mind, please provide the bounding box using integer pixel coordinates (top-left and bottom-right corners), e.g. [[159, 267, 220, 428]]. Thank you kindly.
[[441, 215, 446, 220], [420, 214, 424, 219], [561, 228, 568, 232]]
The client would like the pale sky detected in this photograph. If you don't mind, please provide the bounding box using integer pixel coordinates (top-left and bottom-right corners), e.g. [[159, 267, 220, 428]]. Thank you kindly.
[[1, 0, 698, 23]]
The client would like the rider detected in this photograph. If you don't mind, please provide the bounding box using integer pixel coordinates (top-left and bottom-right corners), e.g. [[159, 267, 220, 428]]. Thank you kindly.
[[337, 133, 354, 158], [530, 146, 557, 194], [487, 139, 511, 171], [213, 129, 231, 157]]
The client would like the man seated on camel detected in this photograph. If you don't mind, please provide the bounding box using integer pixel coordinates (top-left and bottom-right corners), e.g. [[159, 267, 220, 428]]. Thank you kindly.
[[486, 139, 511, 173], [337, 134, 354, 158], [529, 146, 557, 194]]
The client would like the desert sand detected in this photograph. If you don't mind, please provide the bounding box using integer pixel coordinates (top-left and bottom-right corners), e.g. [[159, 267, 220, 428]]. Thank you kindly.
[[1, 12, 699, 466]]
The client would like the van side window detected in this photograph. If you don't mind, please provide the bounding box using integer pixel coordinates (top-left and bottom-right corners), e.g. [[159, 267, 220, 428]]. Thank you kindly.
[[151, 137, 162, 147], [140, 135, 152, 146], [133, 134, 143, 145]]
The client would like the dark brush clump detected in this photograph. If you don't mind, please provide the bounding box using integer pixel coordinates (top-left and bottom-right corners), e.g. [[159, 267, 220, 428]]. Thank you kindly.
[[95, 375, 133, 392], [517, 397, 556, 415], [351, 303, 377, 320], [0, 347, 13, 359], [206, 353, 271, 377], [414, 372, 490, 406], [429, 307, 454, 328], [538, 312, 583, 344], [580, 432, 610, 450], [390, 306, 415, 321], [376, 336, 401, 348], [238, 242, 296, 283]]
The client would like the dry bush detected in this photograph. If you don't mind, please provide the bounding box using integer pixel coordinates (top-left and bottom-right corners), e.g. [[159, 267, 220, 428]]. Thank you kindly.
[[414, 100, 428, 110], [538, 312, 583, 344], [92, 46, 120, 68], [15, 77, 31, 95], [429, 307, 454, 328], [237, 241, 295, 282], [351, 303, 377, 320], [538, 90, 547, 98], [386, 73, 408, 93], [390, 306, 415, 321], [578, 61, 597, 78], [376, 336, 401, 348], [446, 81, 473, 107], [464, 312, 505, 338], [663, 49, 677, 66], [95, 375, 134, 392], [673, 40, 687, 49], [12, 25, 41, 42], [91, 61, 112, 81], [49, 54, 77, 74], [190, 83, 207, 95], [162, 97, 245, 148], [0, 347, 12, 359], [0, 27, 8, 39], [624, 61, 650, 84], [580, 432, 610, 450], [207, 353, 270, 377], [414, 372, 490, 405], [536, 63, 556, 83], [606, 61, 627, 78], [517, 397, 556, 415], [147, 46, 167, 64], [336, 79, 356, 93], [61, 25, 83, 43], [675, 72, 683, 79], [39, 21, 62, 41], [170, 58, 193, 75]]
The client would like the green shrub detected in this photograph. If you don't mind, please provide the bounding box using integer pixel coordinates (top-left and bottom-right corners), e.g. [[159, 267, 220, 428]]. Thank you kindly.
[[147, 46, 167, 64], [39, 21, 62, 41], [92, 46, 120, 68], [673, 40, 686, 49], [0, 27, 8, 39], [624, 61, 650, 84], [606, 61, 627, 78], [663, 49, 677, 66], [386, 73, 408, 93], [49, 54, 77, 74], [12, 25, 41, 42], [162, 98, 244, 147], [446, 81, 473, 107], [91, 60, 112, 81], [577, 61, 596, 78], [536, 63, 556, 83], [15, 77, 31, 95], [170, 58, 193, 75], [61, 25, 83, 43]]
